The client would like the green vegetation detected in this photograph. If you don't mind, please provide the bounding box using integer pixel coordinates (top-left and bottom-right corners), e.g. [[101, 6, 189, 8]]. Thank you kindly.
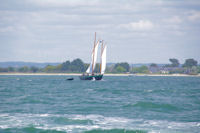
[[164, 58, 180, 67], [150, 63, 157, 67], [0, 58, 87, 73], [197, 66, 200, 73], [115, 66, 126, 73], [131, 66, 149, 74], [104, 62, 130, 73], [183, 58, 198, 67], [41, 58, 86, 73], [114, 62, 130, 72], [169, 58, 180, 67], [18, 66, 29, 72]]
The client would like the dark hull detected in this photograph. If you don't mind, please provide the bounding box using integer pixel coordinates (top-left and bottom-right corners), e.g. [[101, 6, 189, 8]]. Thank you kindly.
[[95, 75, 103, 80], [79, 74, 103, 80], [66, 78, 74, 80]]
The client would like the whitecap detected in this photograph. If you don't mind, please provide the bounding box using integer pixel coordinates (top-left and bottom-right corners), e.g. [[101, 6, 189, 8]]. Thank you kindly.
[[0, 113, 199, 133], [197, 123, 200, 126], [39, 114, 49, 117], [147, 89, 153, 92]]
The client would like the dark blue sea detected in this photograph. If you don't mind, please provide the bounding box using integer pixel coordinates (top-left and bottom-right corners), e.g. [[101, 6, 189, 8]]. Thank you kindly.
[[0, 75, 200, 133]]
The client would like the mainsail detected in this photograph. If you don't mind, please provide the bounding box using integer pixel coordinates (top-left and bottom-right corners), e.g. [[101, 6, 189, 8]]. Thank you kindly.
[[100, 45, 107, 74], [86, 41, 99, 74]]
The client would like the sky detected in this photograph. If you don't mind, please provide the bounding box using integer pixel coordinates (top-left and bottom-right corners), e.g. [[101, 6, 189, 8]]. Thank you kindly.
[[0, 0, 200, 64]]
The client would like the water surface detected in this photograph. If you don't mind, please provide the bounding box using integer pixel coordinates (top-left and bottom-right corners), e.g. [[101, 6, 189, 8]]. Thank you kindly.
[[0, 75, 200, 133]]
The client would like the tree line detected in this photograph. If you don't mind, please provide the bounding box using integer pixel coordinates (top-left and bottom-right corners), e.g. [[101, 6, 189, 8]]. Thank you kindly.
[[137, 58, 200, 75], [0, 59, 86, 73], [0, 58, 199, 74]]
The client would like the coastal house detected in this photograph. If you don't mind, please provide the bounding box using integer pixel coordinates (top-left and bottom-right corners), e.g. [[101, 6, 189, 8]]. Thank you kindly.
[[149, 66, 185, 74]]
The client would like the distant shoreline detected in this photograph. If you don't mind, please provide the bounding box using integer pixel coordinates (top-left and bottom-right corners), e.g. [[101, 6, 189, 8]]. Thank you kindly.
[[0, 73, 199, 77]]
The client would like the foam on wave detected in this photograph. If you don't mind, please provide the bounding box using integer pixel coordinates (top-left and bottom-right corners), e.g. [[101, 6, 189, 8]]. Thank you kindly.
[[0, 113, 199, 133]]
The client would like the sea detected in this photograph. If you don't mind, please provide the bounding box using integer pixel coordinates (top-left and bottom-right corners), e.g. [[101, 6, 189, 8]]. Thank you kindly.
[[0, 75, 200, 133]]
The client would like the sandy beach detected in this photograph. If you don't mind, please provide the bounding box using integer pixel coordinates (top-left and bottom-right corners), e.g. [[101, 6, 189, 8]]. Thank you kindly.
[[0, 72, 199, 77], [133, 73, 200, 77], [0, 73, 81, 76]]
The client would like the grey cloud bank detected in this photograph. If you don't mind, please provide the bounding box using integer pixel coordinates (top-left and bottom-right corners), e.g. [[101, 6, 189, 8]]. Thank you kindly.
[[0, 0, 200, 63]]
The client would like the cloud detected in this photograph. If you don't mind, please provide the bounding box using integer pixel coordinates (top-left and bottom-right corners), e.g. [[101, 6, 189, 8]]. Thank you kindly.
[[0, 26, 14, 33], [188, 11, 200, 21], [163, 16, 182, 24], [29, 0, 99, 7], [119, 20, 154, 31], [0, 0, 200, 63], [161, 16, 184, 36]]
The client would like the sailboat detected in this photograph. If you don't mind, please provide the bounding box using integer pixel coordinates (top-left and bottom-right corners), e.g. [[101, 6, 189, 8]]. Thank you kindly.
[[79, 33, 107, 80]]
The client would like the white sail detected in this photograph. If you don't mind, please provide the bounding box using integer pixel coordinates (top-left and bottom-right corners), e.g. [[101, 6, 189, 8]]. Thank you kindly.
[[86, 59, 93, 74], [92, 41, 99, 72], [86, 41, 99, 74], [86, 51, 94, 74], [101, 45, 107, 74]]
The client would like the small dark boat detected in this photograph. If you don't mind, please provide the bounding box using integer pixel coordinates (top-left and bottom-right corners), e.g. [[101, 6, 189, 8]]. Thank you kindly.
[[67, 78, 74, 80]]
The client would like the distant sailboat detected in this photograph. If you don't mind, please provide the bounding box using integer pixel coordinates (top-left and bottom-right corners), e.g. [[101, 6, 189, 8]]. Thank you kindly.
[[79, 33, 107, 80]]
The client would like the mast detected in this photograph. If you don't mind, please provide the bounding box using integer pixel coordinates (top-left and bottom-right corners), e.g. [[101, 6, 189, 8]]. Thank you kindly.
[[92, 32, 96, 75]]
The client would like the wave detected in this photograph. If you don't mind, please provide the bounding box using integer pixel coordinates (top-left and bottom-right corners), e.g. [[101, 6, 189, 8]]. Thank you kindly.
[[0, 127, 147, 133], [0, 126, 65, 133], [84, 129, 147, 133], [0, 113, 199, 133], [124, 101, 180, 112]]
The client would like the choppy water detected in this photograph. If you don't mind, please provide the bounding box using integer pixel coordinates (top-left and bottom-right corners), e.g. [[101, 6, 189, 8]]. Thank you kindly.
[[0, 75, 200, 133]]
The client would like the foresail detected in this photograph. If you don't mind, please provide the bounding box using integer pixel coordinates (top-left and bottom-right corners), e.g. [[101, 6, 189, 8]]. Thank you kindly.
[[86, 41, 99, 74], [86, 61, 93, 73], [101, 45, 107, 74]]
